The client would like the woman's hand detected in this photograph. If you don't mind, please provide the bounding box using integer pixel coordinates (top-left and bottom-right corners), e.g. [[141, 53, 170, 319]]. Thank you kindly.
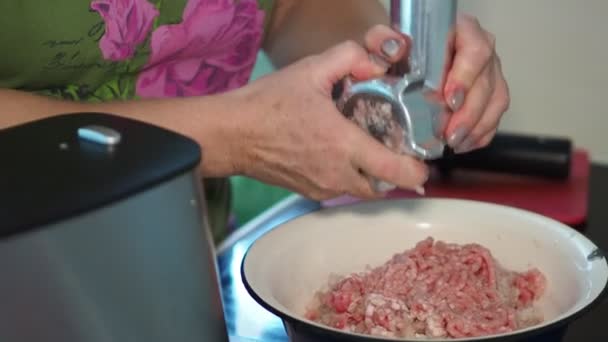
[[362, 15, 510, 154], [231, 41, 428, 201], [443, 15, 510, 153]]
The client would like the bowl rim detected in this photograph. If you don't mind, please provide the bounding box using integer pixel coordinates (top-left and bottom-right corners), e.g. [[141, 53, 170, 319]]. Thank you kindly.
[[241, 198, 608, 341]]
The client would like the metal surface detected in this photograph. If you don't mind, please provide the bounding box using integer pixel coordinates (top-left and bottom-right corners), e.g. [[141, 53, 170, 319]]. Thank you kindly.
[[391, 0, 457, 90], [218, 195, 320, 342], [221, 166, 608, 342], [337, 0, 456, 166], [0, 172, 229, 342]]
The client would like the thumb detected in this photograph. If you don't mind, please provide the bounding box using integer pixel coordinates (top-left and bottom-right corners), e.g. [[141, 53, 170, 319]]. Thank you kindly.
[[314, 40, 391, 93], [349, 126, 430, 192]]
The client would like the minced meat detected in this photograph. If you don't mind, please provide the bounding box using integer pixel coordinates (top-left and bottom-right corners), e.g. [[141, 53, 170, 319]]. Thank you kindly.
[[349, 98, 412, 156], [305, 237, 546, 339]]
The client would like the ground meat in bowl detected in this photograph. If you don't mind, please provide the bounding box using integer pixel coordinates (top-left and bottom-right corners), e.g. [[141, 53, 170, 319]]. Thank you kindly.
[[305, 237, 546, 339]]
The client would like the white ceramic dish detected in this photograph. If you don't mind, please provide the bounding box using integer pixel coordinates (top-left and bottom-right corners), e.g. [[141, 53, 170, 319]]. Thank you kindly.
[[242, 198, 607, 342]]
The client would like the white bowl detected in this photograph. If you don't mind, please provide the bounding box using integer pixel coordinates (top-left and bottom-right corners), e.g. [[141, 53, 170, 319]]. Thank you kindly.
[[242, 198, 607, 342]]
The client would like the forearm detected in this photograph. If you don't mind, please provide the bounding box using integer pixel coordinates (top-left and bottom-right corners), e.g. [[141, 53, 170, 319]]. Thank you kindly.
[[264, 0, 389, 68], [0, 88, 243, 177]]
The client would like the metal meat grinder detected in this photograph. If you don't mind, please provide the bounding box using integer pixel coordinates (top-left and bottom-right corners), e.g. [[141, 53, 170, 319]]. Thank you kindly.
[[0, 113, 229, 342], [337, 0, 458, 191]]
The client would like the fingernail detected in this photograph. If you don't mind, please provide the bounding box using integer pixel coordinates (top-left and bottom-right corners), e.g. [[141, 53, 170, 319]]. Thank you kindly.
[[449, 89, 465, 112], [447, 125, 469, 147], [455, 136, 477, 154], [381, 39, 401, 58], [369, 54, 391, 70], [375, 180, 396, 193], [414, 185, 426, 196]]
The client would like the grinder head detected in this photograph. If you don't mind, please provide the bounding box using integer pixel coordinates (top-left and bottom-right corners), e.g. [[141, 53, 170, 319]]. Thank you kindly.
[[337, 74, 449, 161]]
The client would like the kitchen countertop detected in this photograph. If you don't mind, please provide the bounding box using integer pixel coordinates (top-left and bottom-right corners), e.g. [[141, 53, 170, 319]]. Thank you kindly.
[[217, 164, 608, 342]]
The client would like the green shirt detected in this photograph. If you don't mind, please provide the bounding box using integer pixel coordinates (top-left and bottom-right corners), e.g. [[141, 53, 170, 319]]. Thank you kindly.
[[0, 0, 275, 243]]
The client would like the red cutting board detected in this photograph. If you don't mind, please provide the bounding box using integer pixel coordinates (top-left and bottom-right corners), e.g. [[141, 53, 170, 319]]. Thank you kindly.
[[323, 149, 591, 227]]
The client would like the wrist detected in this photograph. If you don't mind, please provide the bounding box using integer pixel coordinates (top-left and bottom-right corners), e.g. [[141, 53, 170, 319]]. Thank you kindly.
[[220, 83, 263, 178], [196, 88, 255, 178]]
